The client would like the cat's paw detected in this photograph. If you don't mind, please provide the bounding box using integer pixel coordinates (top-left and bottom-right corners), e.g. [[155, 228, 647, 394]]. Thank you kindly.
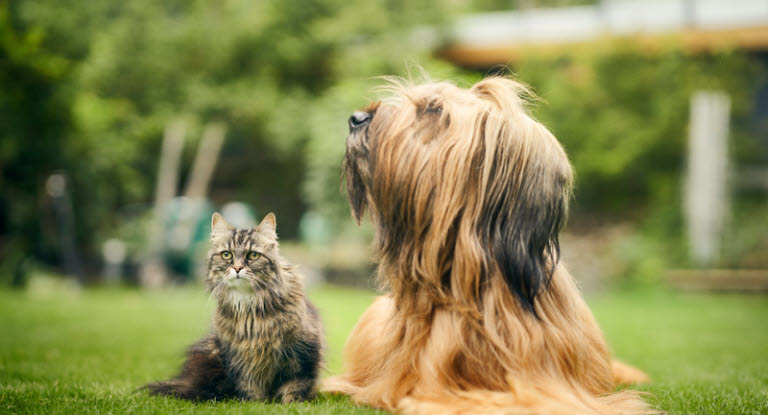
[[277, 378, 316, 403]]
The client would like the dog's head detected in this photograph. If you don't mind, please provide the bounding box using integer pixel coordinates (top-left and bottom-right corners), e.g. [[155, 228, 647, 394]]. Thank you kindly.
[[343, 77, 573, 315]]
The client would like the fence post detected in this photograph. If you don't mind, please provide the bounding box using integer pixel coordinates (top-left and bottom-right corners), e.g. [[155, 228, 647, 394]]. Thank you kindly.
[[685, 91, 730, 267], [139, 121, 186, 288]]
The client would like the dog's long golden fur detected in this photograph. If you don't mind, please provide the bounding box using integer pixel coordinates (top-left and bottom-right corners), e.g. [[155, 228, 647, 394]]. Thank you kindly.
[[324, 77, 654, 414]]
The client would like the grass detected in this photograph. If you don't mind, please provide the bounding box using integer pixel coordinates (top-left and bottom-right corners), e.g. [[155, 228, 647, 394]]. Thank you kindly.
[[0, 278, 766, 414]]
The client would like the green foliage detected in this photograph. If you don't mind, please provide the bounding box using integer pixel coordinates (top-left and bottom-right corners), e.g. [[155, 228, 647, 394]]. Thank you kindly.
[[3, 0, 767, 283], [515, 47, 762, 214], [3, 0, 460, 280], [721, 198, 768, 269], [0, 4, 72, 285], [467, 0, 597, 13], [513, 46, 767, 272], [61, 0, 457, 243]]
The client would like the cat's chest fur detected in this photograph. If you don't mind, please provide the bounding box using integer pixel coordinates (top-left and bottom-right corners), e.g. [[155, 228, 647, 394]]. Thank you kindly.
[[214, 302, 304, 399]]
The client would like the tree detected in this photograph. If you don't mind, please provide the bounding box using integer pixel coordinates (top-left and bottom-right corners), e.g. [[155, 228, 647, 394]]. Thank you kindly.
[[0, 3, 73, 284]]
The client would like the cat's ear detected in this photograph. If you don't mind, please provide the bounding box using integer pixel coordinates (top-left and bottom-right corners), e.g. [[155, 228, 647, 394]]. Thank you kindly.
[[257, 213, 277, 238], [211, 212, 232, 236]]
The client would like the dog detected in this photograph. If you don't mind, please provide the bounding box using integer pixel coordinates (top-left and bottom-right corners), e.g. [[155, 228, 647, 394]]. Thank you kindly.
[[321, 77, 654, 415]]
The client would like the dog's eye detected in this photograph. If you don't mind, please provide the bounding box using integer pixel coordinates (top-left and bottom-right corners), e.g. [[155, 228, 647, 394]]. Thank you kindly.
[[423, 100, 442, 114]]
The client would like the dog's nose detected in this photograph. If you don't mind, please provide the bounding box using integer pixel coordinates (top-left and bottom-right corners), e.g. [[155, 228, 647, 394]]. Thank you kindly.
[[348, 111, 371, 131]]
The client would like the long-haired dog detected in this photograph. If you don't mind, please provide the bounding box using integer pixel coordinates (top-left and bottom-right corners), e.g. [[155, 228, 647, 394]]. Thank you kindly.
[[322, 77, 654, 415]]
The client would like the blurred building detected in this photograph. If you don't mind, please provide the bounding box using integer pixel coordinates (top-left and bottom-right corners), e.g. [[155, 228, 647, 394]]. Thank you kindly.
[[441, 0, 768, 67]]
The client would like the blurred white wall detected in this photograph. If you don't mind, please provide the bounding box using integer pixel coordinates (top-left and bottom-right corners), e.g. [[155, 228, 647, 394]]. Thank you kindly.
[[452, 0, 768, 47]]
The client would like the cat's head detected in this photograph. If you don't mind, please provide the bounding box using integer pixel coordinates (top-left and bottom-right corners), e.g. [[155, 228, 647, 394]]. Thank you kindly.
[[206, 212, 282, 297]]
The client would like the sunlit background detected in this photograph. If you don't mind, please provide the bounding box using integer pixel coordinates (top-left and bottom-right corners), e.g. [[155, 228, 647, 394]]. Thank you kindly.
[[1, 1, 767, 413], [2, 0, 766, 292]]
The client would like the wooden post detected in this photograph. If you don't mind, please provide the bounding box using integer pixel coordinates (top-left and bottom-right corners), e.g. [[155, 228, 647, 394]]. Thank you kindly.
[[139, 121, 186, 288], [685, 91, 730, 267], [167, 122, 227, 254], [183, 122, 227, 199]]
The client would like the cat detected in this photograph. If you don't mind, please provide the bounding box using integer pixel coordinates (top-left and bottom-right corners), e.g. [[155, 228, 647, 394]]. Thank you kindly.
[[145, 212, 324, 403]]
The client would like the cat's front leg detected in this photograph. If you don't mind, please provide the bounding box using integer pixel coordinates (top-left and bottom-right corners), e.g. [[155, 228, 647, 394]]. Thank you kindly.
[[235, 377, 270, 402], [276, 377, 316, 403]]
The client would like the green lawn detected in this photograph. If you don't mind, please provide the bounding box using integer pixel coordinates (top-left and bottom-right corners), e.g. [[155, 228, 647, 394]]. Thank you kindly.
[[1, 278, 766, 414]]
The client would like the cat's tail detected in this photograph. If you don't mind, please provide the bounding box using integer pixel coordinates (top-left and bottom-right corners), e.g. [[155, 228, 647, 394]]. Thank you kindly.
[[141, 369, 235, 401], [142, 380, 190, 399], [141, 337, 237, 401]]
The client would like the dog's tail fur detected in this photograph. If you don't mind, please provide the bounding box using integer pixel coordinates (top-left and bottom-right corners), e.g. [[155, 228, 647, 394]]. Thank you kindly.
[[325, 374, 656, 415], [325, 357, 657, 415], [612, 360, 651, 386], [397, 389, 654, 415], [322, 292, 658, 415]]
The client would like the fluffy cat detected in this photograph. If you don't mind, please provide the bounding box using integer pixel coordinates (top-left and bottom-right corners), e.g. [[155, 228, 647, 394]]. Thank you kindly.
[[145, 212, 324, 403]]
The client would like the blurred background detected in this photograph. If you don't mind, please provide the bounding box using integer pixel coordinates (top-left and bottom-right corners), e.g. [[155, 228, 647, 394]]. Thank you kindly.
[[2, 0, 767, 293]]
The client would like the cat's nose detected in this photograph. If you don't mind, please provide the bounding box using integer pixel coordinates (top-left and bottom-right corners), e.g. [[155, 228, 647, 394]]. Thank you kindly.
[[348, 111, 371, 131], [233, 266, 244, 273]]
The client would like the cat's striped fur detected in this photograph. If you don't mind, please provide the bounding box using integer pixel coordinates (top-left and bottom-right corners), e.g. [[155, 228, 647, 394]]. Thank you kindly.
[[145, 213, 324, 403]]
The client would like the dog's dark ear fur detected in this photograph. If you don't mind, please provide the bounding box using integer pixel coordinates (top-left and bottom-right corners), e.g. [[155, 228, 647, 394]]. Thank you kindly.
[[342, 157, 367, 224], [478, 144, 570, 318]]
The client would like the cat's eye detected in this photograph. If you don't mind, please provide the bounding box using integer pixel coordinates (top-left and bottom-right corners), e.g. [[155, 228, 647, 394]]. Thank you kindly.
[[220, 251, 233, 260], [247, 251, 260, 261]]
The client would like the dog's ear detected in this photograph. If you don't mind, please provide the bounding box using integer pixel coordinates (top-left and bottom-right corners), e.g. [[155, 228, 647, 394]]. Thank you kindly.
[[482, 182, 568, 316], [475, 116, 572, 317], [343, 158, 367, 224]]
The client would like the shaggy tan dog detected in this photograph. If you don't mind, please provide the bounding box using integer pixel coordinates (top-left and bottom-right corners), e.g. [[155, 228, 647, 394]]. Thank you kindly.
[[323, 77, 653, 415]]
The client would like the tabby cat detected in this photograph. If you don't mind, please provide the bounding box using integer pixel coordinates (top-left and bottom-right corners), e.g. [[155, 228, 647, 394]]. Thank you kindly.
[[145, 212, 324, 403]]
